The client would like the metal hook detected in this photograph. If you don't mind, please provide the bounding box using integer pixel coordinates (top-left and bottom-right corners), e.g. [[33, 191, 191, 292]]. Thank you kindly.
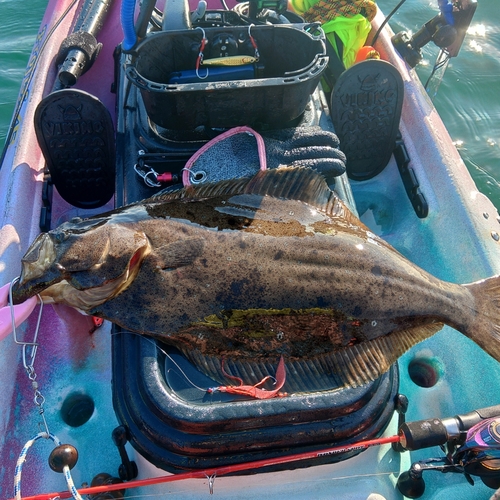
[[196, 26, 207, 38], [9, 277, 52, 436], [37, 404, 51, 437], [247, 24, 260, 60], [196, 66, 209, 79], [195, 27, 209, 79], [181, 167, 207, 185], [206, 473, 216, 495]]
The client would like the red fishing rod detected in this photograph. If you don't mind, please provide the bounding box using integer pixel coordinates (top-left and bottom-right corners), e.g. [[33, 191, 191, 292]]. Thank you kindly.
[[13, 403, 500, 499], [13, 434, 401, 500]]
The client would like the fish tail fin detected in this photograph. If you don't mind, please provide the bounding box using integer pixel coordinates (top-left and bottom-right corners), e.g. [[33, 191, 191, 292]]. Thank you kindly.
[[464, 275, 500, 362]]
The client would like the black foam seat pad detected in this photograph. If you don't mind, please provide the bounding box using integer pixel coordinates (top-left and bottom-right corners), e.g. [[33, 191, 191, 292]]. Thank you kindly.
[[331, 59, 404, 181], [34, 89, 115, 208]]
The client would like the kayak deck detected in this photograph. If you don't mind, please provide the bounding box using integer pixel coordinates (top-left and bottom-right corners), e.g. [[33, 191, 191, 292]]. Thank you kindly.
[[0, 1, 499, 499]]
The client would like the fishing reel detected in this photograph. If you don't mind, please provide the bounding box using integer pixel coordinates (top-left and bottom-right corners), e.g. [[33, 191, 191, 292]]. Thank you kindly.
[[455, 418, 500, 488], [397, 415, 500, 498], [392, 0, 477, 68]]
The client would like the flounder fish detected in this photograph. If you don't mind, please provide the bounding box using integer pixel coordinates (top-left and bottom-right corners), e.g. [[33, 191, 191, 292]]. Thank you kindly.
[[12, 167, 500, 390]]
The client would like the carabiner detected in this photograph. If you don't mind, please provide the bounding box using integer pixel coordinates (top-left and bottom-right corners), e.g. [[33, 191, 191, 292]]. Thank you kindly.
[[134, 163, 161, 187]]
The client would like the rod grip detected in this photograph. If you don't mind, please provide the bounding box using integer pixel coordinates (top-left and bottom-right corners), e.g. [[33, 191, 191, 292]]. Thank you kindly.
[[399, 419, 448, 451], [399, 404, 500, 451]]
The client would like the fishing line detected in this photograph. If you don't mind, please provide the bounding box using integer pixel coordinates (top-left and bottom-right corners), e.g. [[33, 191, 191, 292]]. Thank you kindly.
[[371, 0, 409, 47], [111, 330, 209, 393], [423, 48, 451, 91], [113, 329, 283, 399], [112, 471, 400, 500], [14, 435, 402, 500], [459, 150, 500, 190]]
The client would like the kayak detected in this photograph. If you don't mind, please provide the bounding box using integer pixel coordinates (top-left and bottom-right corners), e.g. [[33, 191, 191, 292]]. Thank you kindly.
[[1, 0, 499, 499]]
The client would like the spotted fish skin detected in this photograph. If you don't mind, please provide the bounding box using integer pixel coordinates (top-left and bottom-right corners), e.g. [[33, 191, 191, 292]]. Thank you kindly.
[[12, 168, 500, 388]]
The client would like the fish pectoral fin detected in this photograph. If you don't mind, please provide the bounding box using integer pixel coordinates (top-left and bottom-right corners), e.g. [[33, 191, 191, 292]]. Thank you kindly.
[[155, 237, 205, 270], [325, 322, 445, 388]]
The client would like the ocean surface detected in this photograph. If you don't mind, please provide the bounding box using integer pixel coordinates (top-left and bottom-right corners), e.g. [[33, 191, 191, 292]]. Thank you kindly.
[[0, 0, 498, 209]]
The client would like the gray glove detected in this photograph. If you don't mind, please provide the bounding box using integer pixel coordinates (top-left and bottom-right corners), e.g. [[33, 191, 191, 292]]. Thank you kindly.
[[183, 126, 346, 185], [261, 126, 346, 180]]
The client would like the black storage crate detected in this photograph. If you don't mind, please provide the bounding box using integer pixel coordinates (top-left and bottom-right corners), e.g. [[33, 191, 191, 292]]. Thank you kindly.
[[125, 24, 328, 129]]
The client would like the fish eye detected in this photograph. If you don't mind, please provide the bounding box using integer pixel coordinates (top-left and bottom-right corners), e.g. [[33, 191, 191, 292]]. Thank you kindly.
[[53, 231, 70, 243]]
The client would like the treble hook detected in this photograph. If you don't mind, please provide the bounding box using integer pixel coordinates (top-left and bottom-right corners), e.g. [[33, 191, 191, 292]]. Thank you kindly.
[[206, 473, 216, 495]]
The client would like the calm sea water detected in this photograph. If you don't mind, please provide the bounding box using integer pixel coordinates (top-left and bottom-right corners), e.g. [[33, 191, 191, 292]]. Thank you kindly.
[[0, 0, 498, 209]]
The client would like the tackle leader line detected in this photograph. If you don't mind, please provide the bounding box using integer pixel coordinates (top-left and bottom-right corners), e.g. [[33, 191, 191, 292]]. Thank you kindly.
[[113, 331, 210, 393]]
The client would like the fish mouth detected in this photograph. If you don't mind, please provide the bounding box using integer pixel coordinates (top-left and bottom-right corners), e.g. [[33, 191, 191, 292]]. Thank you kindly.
[[12, 233, 60, 303], [19, 233, 56, 281], [35, 241, 151, 311]]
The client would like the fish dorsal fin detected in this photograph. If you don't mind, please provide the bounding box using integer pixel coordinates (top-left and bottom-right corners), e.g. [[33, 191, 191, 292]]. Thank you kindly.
[[243, 167, 332, 207], [244, 167, 362, 226], [147, 176, 250, 202], [148, 167, 357, 223]]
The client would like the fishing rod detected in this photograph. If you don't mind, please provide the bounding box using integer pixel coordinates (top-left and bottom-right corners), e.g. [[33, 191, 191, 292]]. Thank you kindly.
[[13, 404, 500, 500], [14, 434, 401, 500]]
